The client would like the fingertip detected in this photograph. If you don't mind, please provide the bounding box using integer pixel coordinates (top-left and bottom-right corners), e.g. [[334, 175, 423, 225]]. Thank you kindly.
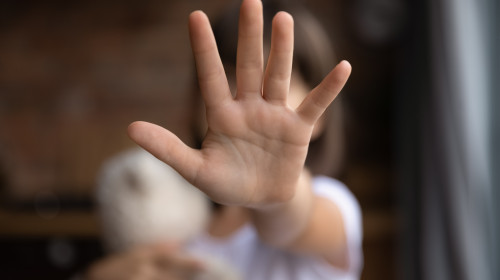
[[274, 11, 294, 24], [189, 10, 207, 21], [127, 121, 160, 148], [337, 60, 352, 76], [339, 59, 351, 67], [127, 121, 145, 140], [189, 10, 209, 29], [272, 11, 294, 35], [327, 60, 352, 87]]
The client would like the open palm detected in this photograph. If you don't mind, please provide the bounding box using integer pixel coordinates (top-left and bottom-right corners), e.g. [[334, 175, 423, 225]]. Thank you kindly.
[[127, 0, 351, 208]]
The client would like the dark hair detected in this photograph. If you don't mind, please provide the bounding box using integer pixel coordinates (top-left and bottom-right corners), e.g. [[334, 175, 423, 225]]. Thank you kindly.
[[190, 0, 345, 177]]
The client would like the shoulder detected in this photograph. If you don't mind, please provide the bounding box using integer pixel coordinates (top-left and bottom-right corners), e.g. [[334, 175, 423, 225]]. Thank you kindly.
[[312, 176, 360, 213]]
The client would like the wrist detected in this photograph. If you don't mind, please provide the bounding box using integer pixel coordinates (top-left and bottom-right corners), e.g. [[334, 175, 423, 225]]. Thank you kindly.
[[250, 168, 312, 212], [249, 169, 315, 247]]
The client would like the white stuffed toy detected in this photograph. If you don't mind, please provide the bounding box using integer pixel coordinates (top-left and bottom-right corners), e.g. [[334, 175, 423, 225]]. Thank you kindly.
[[96, 148, 240, 280]]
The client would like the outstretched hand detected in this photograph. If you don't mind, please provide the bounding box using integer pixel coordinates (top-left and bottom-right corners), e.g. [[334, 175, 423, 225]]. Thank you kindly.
[[127, 0, 351, 208]]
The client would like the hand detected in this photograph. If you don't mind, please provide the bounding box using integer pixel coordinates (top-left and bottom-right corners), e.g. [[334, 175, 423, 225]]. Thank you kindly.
[[127, 0, 351, 208], [85, 243, 204, 280]]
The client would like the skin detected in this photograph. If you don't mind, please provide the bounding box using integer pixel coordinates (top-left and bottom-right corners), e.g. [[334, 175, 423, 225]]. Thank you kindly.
[[86, 243, 204, 280], [89, 0, 352, 278], [127, 0, 351, 209]]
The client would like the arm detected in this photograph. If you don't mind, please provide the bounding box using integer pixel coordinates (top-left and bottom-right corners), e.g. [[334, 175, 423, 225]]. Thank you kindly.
[[250, 169, 348, 268], [127, 0, 351, 268]]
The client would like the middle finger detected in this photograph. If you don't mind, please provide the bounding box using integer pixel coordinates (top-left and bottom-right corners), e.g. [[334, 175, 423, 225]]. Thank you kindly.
[[236, 0, 264, 98]]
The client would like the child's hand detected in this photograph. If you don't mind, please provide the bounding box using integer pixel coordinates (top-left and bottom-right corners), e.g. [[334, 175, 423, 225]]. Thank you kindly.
[[85, 243, 204, 280], [127, 0, 351, 208]]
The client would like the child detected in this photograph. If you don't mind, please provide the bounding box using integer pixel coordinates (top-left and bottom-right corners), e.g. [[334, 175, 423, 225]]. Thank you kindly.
[[86, 0, 362, 279]]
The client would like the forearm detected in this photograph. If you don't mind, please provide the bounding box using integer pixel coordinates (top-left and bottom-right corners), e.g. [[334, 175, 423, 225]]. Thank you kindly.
[[249, 169, 347, 266]]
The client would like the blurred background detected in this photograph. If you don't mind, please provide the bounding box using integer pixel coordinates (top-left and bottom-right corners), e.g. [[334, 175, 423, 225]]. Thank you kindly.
[[0, 0, 498, 279]]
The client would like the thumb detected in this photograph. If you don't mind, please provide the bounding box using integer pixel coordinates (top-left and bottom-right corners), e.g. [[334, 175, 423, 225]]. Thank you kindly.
[[127, 121, 203, 184]]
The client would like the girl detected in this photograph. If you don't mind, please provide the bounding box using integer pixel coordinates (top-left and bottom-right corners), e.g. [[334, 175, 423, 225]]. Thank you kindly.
[[86, 0, 362, 279]]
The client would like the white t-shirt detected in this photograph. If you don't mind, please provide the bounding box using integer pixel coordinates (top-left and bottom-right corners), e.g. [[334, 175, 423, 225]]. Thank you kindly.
[[187, 176, 363, 280]]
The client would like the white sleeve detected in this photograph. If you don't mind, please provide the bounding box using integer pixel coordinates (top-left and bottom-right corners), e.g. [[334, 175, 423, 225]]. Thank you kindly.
[[312, 176, 364, 278]]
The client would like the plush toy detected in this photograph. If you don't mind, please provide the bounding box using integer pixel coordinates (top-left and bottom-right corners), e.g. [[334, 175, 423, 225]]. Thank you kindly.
[[96, 148, 240, 280]]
